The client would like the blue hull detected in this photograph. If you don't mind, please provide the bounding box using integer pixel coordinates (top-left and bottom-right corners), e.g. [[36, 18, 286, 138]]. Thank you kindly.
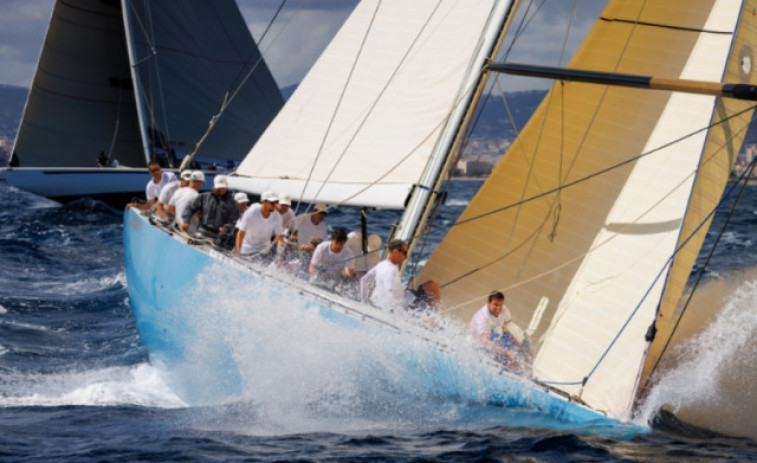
[[124, 209, 645, 436]]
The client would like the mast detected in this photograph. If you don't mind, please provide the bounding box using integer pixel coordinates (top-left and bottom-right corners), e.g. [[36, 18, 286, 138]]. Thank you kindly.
[[393, 0, 519, 263], [121, 0, 153, 166]]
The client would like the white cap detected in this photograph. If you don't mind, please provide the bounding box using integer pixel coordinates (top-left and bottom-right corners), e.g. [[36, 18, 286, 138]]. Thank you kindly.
[[234, 192, 249, 204], [213, 175, 228, 189], [261, 190, 278, 203], [190, 170, 205, 182], [180, 170, 193, 180], [278, 193, 292, 206], [313, 203, 328, 214]]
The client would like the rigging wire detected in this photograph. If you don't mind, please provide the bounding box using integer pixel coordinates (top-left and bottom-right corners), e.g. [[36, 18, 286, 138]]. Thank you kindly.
[[640, 148, 757, 393], [425, 103, 756, 296]]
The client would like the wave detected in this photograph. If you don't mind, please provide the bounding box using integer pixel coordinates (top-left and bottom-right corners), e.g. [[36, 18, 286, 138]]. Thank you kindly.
[[0, 363, 186, 408]]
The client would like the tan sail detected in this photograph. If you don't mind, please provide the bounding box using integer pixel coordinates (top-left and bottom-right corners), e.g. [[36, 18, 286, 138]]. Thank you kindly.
[[641, 0, 757, 390], [415, 0, 749, 418]]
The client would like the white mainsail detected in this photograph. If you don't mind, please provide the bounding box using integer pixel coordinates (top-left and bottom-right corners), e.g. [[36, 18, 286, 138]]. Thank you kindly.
[[414, 0, 756, 418], [232, 0, 513, 209]]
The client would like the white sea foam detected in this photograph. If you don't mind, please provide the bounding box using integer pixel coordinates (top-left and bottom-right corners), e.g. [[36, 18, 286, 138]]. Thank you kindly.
[[0, 363, 186, 408], [20, 270, 126, 298], [637, 275, 757, 439], [165, 262, 532, 435], [0, 303, 7, 314]]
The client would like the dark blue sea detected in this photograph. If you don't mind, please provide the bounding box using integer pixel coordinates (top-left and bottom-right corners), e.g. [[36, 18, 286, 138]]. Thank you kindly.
[[1, 178, 757, 462]]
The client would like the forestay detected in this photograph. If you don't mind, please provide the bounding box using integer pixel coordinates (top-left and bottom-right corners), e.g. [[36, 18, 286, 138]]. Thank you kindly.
[[415, 0, 755, 418], [232, 0, 507, 209]]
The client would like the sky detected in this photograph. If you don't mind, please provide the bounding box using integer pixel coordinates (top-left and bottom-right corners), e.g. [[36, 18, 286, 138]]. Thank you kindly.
[[0, 0, 606, 91]]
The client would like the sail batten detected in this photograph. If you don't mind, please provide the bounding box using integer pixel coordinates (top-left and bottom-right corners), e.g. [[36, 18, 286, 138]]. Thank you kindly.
[[416, 0, 750, 418]]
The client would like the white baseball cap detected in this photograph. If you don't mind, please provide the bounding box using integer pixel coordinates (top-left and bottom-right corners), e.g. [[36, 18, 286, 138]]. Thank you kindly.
[[180, 170, 193, 180], [190, 171, 205, 182], [278, 193, 292, 206], [261, 190, 278, 203], [213, 175, 228, 189], [234, 192, 249, 204]]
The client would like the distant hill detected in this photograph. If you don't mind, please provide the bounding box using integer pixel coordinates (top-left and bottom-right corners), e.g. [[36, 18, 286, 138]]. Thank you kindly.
[[0, 84, 27, 140]]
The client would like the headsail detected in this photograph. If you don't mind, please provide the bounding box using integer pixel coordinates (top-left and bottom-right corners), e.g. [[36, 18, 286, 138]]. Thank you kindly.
[[232, 0, 514, 209], [415, 0, 755, 418]]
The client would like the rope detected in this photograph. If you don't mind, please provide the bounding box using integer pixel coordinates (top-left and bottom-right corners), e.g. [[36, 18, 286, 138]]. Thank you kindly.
[[640, 146, 757, 392], [436, 105, 755, 314]]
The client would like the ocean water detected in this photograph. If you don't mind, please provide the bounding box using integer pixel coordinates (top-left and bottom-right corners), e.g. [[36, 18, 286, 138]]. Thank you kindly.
[[1, 178, 757, 462]]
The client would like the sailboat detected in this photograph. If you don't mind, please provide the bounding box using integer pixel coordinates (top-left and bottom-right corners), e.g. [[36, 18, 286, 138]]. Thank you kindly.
[[1, 0, 283, 208], [123, 0, 757, 433]]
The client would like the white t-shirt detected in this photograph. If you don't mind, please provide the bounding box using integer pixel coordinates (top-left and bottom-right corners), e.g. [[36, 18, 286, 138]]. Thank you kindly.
[[238, 203, 282, 255], [359, 260, 413, 310], [158, 179, 181, 205], [170, 187, 199, 226], [277, 209, 295, 230], [145, 171, 176, 201], [310, 241, 354, 280], [291, 215, 327, 245], [468, 304, 510, 339]]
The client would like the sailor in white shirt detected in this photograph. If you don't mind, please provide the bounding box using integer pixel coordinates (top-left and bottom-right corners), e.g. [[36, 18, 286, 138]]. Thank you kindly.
[[309, 228, 355, 286], [359, 239, 440, 311], [275, 193, 295, 230], [469, 291, 532, 374], [234, 190, 282, 256], [291, 203, 328, 252], [155, 169, 192, 221], [126, 160, 176, 211], [169, 171, 204, 228]]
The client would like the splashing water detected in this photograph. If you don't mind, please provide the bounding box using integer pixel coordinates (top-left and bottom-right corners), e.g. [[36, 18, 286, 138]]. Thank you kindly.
[[638, 276, 757, 438], [150, 262, 632, 437]]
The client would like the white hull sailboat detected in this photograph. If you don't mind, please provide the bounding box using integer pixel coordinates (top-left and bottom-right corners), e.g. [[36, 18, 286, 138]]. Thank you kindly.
[[124, 0, 757, 434], [2, 0, 283, 208]]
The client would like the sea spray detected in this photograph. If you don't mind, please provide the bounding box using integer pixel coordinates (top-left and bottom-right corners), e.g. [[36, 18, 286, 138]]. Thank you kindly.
[[637, 275, 757, 438], [169, 261, 608, 435]]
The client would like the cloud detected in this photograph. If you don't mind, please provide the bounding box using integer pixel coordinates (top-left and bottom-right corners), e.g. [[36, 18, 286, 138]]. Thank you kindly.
[[0, 0, 55, 86], [239, 2, 358, 88]]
